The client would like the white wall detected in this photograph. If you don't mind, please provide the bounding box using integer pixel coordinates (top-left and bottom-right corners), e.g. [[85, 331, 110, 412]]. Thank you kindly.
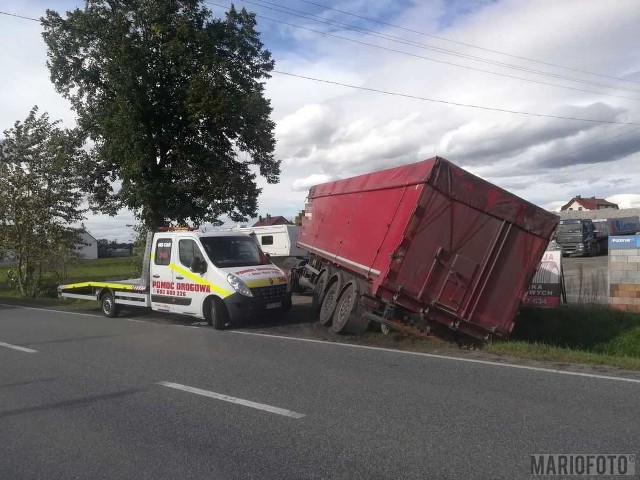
[[76, 232, 98, 260]]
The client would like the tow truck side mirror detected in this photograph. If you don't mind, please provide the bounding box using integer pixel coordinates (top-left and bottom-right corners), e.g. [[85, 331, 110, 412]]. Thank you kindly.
[[190, 257, 207, 274]]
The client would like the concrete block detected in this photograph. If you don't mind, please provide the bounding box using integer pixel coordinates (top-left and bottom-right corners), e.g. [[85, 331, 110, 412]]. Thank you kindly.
[[609, 271, 627, 281], [628, 256, 640, 263], [610, 256, 628, 263], [618, 290, 637, 298], [609, 249, 628, 256], [610, 262, 626, 271], [623, 263, 639, 271], [611, 297, 634, 305], [626, 271, 640, 282]]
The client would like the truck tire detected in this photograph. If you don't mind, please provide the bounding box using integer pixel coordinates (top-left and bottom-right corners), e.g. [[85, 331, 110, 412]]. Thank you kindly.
[[332, 282, 370, 334], [101, 290, 120, 318], [281, 292, 293, 313], [207, 297, 229, 330], [332, 282, 357, 333], [312, 269, 330, 312], [319, 279, 341, 326]]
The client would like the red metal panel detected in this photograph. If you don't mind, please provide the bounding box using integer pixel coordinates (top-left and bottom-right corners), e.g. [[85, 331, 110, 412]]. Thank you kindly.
[[299, 161, 433, 277], [300, 181, 423, 278]]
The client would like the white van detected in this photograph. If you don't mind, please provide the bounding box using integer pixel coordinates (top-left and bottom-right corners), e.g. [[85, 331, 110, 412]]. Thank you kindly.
[[59, 229, 292, 329]]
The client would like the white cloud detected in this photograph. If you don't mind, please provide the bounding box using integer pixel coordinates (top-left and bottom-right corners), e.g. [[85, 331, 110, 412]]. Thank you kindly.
[[291, 173, 337, 191], [3, 0, 640, 239], [607, 194, 640, 209]]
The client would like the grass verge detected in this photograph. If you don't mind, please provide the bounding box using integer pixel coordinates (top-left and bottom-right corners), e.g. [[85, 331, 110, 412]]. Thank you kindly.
[[0, 256, 136, 309], [487, 305, 640, 370]]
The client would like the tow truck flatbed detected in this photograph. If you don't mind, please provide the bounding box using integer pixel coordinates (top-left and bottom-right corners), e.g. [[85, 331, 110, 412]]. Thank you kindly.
[[58, 279, 150, 307]]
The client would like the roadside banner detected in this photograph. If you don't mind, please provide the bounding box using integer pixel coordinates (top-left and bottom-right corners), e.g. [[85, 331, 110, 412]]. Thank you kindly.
[[523, 250, 563, 307]]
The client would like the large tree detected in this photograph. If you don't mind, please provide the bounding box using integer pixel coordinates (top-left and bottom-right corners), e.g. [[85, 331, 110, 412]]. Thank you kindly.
[[42, 0, 279, 228], [0, 107, 87, 296]]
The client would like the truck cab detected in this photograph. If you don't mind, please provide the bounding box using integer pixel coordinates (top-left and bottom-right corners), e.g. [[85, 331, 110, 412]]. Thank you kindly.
[[149, 231, 291, 328], [554, 219, 598, 256]]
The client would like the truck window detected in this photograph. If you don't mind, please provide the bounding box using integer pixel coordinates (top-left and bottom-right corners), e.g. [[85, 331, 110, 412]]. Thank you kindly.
[[179, 239, 204, 268], [200, 236, 270, 268], [261, 235, 274, 246], [154, 239, 172, 266]]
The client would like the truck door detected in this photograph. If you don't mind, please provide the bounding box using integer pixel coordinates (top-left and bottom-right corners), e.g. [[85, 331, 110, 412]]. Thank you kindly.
[[150, 236, 176, 313], [173, 238, 209, 316]]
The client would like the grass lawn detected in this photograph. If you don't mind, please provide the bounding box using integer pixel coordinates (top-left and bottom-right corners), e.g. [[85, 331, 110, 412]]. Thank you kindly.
[[0, 256, 137, 306], [487, 305, 640, 371]]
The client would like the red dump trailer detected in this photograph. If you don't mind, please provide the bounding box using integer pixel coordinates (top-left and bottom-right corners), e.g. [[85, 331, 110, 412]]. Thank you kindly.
[[296, 157, 559, 340]]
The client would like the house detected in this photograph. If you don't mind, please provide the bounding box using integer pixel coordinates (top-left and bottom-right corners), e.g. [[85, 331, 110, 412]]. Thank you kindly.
[[560, 195, 619, 212], [1, 230, 98, 264], [252, 214, 293, 227], [75, 232, 98, 259]]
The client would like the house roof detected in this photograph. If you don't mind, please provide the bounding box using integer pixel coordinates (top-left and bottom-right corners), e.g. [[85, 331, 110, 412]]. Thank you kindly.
[[80, 231, 97, 242], [252, 215, 293, 227], [560, 196, 618, 211]]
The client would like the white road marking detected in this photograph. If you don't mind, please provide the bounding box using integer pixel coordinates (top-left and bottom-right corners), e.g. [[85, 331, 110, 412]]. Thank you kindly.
[[0, 341, 37, 353], [158, 381, 305, 419], [0, 303, 156, 324], [0, 303, 103, 318], [231, 331, 640, 385]]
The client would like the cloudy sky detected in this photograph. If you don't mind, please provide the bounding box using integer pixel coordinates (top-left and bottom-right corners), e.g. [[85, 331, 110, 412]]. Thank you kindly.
[[1, 0, 640, 241]]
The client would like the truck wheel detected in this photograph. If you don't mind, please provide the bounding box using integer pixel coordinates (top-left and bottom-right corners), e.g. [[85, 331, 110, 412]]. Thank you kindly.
[[332, 282, 371, 334], [101, 291, 120, 318], [332, 282, 357, 333], [319, 280, 340, 326], [312, 269, 330, 312], [207, 297, 229, 330]]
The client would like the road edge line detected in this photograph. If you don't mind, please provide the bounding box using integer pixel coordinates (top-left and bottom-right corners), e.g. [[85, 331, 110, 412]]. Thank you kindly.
[[230, 330, 640, 385]]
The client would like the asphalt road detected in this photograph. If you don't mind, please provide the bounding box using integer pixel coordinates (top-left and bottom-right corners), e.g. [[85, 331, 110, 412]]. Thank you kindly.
[[1, 304, 639, 480]]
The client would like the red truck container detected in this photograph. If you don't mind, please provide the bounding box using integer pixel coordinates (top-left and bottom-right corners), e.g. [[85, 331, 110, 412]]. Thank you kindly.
[[297, 157, 559, 340]]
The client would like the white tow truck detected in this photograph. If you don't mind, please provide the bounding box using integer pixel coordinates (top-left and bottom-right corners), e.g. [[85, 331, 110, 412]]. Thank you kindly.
[[58, 228, 292, 328]]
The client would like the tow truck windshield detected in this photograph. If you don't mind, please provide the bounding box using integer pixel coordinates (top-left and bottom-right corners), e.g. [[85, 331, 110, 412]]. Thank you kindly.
[[200, 236, 270, 268]]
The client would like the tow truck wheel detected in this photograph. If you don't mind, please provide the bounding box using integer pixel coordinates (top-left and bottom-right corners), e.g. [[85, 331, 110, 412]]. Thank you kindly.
[[208, 297, 229, 330], [281, 292, 293, 313], [101, 291, 120, 318]]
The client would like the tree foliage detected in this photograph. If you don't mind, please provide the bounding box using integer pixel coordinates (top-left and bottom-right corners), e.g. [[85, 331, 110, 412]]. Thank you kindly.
[[42, 0, 279, 229], [0, 107, 87, 296]]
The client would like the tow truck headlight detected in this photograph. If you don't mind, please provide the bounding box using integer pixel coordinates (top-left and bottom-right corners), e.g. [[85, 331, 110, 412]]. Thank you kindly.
[[227, 274, 253, 297]]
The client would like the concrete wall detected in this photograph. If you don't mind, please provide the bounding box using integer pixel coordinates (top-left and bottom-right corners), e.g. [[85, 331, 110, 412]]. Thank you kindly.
[[609, 235, 640, 313], [560, 207, 640, 221]]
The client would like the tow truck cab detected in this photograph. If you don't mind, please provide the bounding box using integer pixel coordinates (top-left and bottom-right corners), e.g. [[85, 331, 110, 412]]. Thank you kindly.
[[149, 231, 291, 327]]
